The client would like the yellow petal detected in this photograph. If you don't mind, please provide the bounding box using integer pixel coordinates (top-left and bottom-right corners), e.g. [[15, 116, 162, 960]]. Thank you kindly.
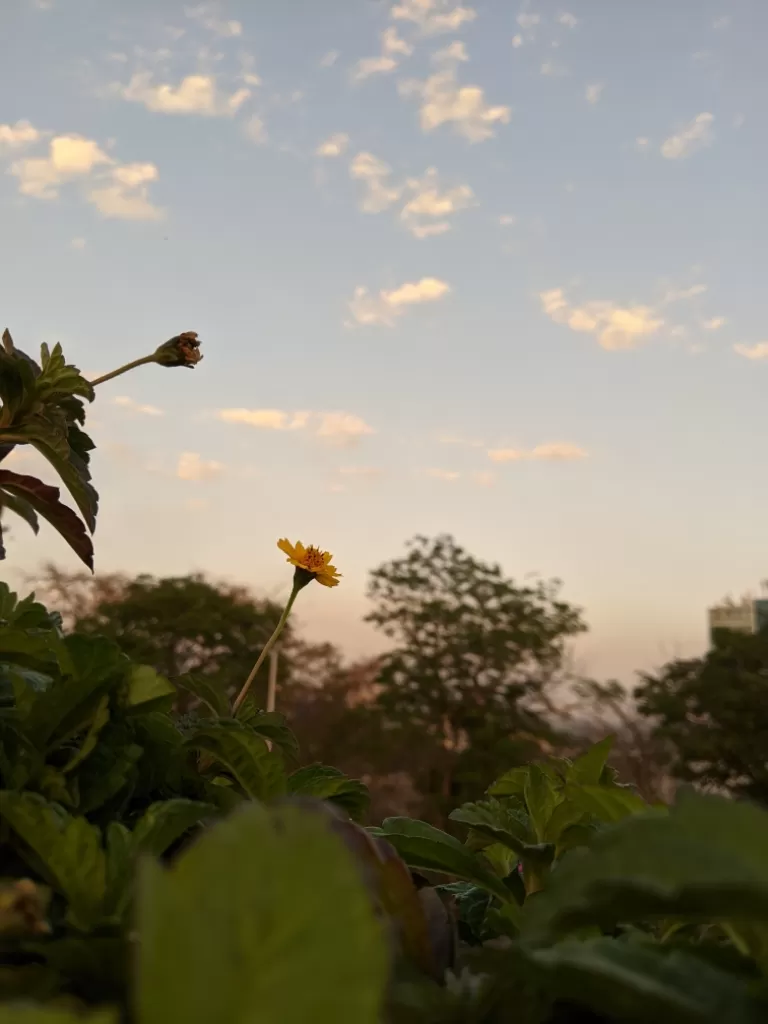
[[277, 538, 296, 559]]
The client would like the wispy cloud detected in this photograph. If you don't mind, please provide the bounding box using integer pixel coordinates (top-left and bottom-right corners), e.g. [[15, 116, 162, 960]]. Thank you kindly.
[[0, 120, 41, 149], [319, 50, 339, 68], [734, 343, 768, 361], [426, 467, 460, 481], [177, 451, 224, 481], [350, 151, 402, 212], [316, 132, 349, 157], [661, 112, 714, 160], [216, 408, 374, 446], [347, 277, 450, 327], [117, 72, 250, 117], [400, 167, 474, 237], [391, 0, 477, 34], [703, 316, 726, 331], [488, 443, 588, 463], [399, 41, 510, 142], [70, 237, 86, 249], [585, 82, 603, 104], [559, 12, 578, 28], [242, 116, 268, 144], [113, 395, 164, 417], [540, 287, 663, 351], [352, 26, 412, 81], [184, 4, 242, 37], [6, 130, 164, 221], [662, 283, 707, 303]]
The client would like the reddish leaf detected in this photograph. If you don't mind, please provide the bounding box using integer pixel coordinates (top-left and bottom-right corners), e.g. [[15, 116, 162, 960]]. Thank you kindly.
[[0, 469, 93, 570]]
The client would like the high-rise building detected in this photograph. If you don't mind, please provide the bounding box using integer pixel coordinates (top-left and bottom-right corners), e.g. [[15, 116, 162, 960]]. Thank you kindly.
[[707, 593, 768, 644]]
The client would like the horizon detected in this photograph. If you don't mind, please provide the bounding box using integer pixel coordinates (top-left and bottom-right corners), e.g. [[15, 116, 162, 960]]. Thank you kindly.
[[3, 0, 767, 686]]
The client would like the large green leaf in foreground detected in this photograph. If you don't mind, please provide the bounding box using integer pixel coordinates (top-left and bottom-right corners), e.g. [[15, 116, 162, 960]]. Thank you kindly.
[[136, 801, 389, 1024]]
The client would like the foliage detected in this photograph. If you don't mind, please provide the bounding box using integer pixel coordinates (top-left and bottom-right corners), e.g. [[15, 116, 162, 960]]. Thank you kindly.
[[366, 534, 586, 815], [27, 566, 291, 709], [635, 627, 768, 803], [0, 328, 201, 570]]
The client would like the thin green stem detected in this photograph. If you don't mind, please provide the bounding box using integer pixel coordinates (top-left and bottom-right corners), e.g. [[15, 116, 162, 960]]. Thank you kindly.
[[90, 354, 157, 387], [233, 586, 299, 716]]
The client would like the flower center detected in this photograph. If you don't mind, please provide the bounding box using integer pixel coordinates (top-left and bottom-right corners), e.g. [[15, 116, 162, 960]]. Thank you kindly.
[[303, 547, 326, 573]]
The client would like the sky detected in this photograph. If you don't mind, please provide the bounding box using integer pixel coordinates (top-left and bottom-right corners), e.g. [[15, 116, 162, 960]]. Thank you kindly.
[[2, 0, 767, 685]]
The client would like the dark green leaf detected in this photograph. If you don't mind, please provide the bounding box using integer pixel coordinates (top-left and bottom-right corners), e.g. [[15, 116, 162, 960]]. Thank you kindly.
[[136, 802, 388, 1024], [125, 664, 175, 714], [522, 790, 768, 945], [175, 674, 229, 717], [529, 936, 768, 1024], [287, 764, 369, 820], [0, 470, 93, 570], [185, 720, 286, 800], [377, 817, 512, 903], [568, 736, 615, 785], [0, 791, 106, 930], [130, 798, 216, 857], [239, 706, 300, 761], [524, 764, 558, 842], [449, 798, 531, 854]]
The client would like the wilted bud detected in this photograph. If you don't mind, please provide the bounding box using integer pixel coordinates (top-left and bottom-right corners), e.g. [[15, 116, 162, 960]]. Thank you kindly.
[[153, 331, 203, 369]]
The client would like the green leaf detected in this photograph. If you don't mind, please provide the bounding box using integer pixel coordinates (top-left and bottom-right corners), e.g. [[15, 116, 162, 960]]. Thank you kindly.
[[0, 1009, 117, 1023], [130, 798, 216, 857], [449, 798, 531, 854], [377, 817, 512, 903], [0, 488, 39, 534], [488, 766, 530, 798], [175, 673, 229, 717], [62, 694, 109, 773], [0, 791, 106, 930], [528, 937, 768, 1024], [568, 736, 615, 785], [25, 634, 126, 748], [522, 790, 768, 945], [0, 470, 93, 570], [239, 706, 301, 761], [566, 782, 649, 824], [185, 720, 286, 800], [136, 802, 389, 1024], [125, 664, 175, 714], [287, 764, 370, 821], [524, 764, 558, 842]]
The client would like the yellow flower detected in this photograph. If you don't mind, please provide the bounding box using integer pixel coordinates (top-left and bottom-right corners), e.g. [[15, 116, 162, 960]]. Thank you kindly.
[[277, 538, 341, 588]]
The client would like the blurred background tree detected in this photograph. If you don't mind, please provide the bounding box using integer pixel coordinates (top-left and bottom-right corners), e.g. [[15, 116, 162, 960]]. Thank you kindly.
[[635, 626, 768, 804], [364, 534, 587, 820]]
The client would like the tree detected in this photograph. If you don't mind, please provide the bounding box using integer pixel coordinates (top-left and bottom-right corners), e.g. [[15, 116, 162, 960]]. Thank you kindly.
[[635, 627, 768, 803], [27, 563, 289, 709], [365, 534, 587, 817], [558, 679, 674, 803]]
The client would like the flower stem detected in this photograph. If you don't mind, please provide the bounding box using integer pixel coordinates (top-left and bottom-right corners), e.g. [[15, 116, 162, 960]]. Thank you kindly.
[[90, 354, 157, 387], [233, 586, 299, 716]]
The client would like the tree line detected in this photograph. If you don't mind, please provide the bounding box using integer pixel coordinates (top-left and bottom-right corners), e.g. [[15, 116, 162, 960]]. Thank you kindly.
[[27, 534, 768, 823]]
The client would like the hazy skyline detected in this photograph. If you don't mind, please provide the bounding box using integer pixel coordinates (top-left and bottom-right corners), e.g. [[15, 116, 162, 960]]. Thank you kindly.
[[2, 0, 766, 684]]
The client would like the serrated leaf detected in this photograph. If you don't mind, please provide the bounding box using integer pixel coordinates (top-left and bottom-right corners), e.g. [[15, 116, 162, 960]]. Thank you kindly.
[[377, 817, 512, 903], [287, 764, 370, 821], [62, 694, 109, 773], [175, 673, 229, 717], [136, 802, 388, 1024], [522, 790, 768, 945], [130, 798, 216, 857], [528, 936, 768, 1024], [487, 766, 529, 798], [239, 706, 300, 761], [125, 664, 175, 714], [450, 798, 531, 854], [0, 791, 106, 930], [568, 736, 615, 785], [565, 782, 649, 824], [524, 764, 558, 842], [0, 470, 93, 569], [0, 488, 39, 534], [25, 634, 127, 748], [185, 720, 286, 800]]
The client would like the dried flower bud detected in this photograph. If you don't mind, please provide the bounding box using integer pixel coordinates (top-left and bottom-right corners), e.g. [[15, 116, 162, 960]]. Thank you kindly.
[[153, 331, 203, 369], [0, 878, 51, 936]]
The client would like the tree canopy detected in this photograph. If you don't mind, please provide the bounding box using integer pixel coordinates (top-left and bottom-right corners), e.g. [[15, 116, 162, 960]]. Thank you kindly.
[[365, 534, 586, 813], [635, 626, 768, 803]]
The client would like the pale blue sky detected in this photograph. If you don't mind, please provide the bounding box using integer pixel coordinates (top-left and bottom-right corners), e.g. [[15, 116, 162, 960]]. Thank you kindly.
[[2, 0, 767, 682]]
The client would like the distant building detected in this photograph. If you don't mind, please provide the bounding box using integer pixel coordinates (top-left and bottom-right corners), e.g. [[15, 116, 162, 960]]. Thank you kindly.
[[707, 594, 768, 644]]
